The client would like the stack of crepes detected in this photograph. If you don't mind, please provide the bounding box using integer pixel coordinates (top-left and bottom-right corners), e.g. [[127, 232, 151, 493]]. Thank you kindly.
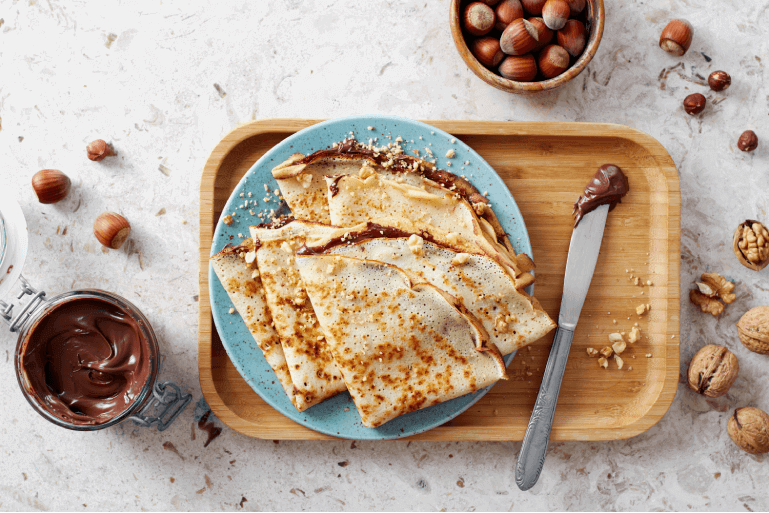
[[211, 138, 556, 427]]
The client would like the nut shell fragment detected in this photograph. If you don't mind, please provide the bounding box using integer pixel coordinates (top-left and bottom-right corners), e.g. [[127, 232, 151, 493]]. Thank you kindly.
[[736, 306, 769, 354], [686, 344, 739, 398], [733, 220, 769, 271], [727, 407, 769, 454]]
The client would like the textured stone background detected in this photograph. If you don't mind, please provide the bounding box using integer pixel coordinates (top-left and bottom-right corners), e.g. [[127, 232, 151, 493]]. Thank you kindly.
[[1, 0, 768, 510]]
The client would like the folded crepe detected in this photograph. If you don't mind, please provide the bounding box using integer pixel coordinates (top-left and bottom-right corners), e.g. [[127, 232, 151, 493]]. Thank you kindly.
[[249, 219, 347, 411], [209, 241, 297, 407], [271, 138, 514, 254], [296, 253, 507, 428], [301, 223, 556, 355], [325, 169, 535, 284]]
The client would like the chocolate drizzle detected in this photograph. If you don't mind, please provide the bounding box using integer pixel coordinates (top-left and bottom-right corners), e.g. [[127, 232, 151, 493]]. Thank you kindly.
[[572, 164, 630, 227], [19, 297, 152, 425], [297, 222, 443, 256], [328, 175, 344, 198]]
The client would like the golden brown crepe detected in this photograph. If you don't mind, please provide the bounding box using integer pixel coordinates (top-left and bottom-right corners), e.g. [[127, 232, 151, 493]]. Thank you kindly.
[[249, 219, 347, 411], [209, 241, 298, 408], [295, 253, 507, 427], [302, 223, 556, 355]]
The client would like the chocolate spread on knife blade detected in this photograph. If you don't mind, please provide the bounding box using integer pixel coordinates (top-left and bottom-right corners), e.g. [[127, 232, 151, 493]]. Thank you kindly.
[[572, 164, 629, 227], [19, 297, 152, 425]]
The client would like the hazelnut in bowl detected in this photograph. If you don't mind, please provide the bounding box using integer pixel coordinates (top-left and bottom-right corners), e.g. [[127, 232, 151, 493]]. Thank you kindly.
[[450, 0, 605, 94]]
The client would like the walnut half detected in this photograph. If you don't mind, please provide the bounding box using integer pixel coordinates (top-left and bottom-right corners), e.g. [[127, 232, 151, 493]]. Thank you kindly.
[[690, 272, 735, 317], [733, 220, 769, 271]]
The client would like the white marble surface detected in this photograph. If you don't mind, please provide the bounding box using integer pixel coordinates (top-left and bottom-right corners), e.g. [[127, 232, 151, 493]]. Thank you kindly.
[[1, 0, 768, 510]]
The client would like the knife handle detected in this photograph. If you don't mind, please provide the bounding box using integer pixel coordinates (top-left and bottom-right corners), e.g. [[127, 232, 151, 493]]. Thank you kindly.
[[515, 326, 575, 491]]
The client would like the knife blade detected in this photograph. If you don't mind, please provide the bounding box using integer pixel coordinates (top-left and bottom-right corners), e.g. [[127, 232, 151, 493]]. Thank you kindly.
[[515, 204, 610, 491]]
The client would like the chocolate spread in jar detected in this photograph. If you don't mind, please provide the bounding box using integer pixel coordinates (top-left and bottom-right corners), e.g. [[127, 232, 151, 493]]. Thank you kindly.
[[572, 164, 630, 227], [19, 297, 152, 425]]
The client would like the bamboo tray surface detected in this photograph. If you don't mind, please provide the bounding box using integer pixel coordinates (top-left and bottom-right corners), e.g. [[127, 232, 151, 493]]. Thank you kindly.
[[199, 119, 680, 441]]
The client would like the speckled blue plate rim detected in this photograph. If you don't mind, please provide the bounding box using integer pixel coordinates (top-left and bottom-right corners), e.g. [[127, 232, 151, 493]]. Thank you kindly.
[[209, 115, 532, 440]]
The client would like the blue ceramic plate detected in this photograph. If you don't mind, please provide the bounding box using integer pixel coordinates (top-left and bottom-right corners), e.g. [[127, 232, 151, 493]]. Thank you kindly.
[[209, 115, 532, 440]]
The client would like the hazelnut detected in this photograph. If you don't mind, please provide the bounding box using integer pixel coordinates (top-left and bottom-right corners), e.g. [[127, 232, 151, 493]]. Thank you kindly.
[[727, 407, 769, 454], [564, 0, 585, 16], [557, 19, 587, 57], [528, 17, 554, 52], [736, 306, 769, 355], [659, 19, 693, 56], [31, 169, 71, 204], [494, 0, 524, 31], [498, 54, 538, 81], [683, 93, 706, 115], [733, 220, 769, 271], [537, 44, 570, 79], [463, 2, 496, 36], [86, 139, 115, 161], [708, 70, 731, 92], [94, 212, 131, 249], [500, 18, 538, 55], [737, 130, 758, 152], [541, 0, 570, 30], [470, 37, 505, 68], [687, 345, 739, 398], [520, 0, 546, 15]]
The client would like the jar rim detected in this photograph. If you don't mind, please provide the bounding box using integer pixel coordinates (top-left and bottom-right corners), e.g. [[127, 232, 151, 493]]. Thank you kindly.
[[14, 289, 160, 431]]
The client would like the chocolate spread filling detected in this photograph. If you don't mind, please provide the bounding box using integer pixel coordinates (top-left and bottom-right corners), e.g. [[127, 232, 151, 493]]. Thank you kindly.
[[296, 222, 444, 255], [19, 297, 152, 425], [573, 164, 629, 227], [328, 175, 344, 198]]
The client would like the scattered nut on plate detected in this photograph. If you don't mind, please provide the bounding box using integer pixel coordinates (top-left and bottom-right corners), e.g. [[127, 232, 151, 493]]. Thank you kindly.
[[727, 407, 769, 454], [687, 344, 739, 398]]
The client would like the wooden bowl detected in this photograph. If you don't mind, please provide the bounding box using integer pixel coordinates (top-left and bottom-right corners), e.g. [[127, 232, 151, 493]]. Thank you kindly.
[[450, 0, 605, 94]]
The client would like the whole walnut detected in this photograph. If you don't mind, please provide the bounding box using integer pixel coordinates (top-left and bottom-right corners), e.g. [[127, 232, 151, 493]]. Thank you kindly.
[[736, 306, 769, 354], [727, 407, 769, 454], [687, 345, 739, 397]]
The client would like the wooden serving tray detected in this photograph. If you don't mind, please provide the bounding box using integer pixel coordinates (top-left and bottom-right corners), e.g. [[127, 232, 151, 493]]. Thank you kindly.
[[198, 120, 680, 441]]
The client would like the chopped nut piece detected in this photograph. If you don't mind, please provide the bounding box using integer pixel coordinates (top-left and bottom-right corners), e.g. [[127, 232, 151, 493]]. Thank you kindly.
[[280, 241, 294, 254], [690, 289, 724, 316], [452, 253, 471, 266], [645, 353, 652, 358], [228, 308, 235, 314], [612, 340, 627, 355], [614, 355, 624, 369], [608, 333, 624, 343], [586, 347, 599, 357], [222, 214, 233, 226], [628, 326, 641, 343], [633, 277, 640, 286], [598, 357, 609, 369], [296, 173, 313, 189], [646, 280, 653, 286], [599, 346, 613, 359], [445, 149, 456, 158], [251, 269, 259, 279], [636, 304, 647, 315], [699, 272, 736, 304], [244, 251, 257, 264], [407, 234, 424, 256]]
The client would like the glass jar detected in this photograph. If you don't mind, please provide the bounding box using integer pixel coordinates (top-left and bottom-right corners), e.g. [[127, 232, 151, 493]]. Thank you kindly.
[[0, 190, 190, 431]]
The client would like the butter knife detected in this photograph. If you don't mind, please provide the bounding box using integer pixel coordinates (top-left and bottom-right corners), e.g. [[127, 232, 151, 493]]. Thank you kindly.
[[515, 203, 610, 491]]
